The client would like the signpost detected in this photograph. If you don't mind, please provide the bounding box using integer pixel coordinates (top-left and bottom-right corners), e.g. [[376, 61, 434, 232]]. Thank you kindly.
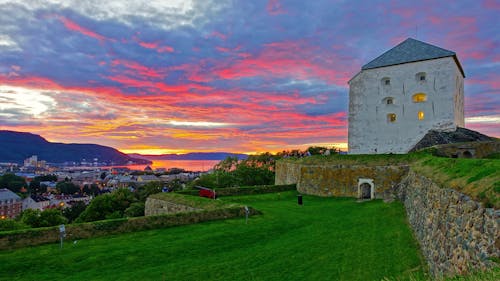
[[244, 206, 249, 224], [59, 224, 66, 249]]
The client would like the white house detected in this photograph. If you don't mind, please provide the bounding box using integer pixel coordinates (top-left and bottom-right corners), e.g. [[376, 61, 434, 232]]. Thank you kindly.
[[22, 195, 50, 211], [348, 38, 465, 154]]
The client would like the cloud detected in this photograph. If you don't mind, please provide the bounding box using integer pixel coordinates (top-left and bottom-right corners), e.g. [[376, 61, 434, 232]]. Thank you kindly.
[[0, 0, 498, 153]]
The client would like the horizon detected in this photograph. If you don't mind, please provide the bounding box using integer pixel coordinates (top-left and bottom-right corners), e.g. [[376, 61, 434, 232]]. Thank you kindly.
[[0, 1, 498, 154]]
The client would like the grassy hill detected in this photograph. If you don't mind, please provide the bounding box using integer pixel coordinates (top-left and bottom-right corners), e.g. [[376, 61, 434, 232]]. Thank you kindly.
[[0, 192, 427, 281]]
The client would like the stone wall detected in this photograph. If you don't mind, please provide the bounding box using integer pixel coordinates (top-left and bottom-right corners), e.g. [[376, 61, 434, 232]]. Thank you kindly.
[[398, 170, 499, 277], [276, 161, 408, 199], [275, 161, 301, 185], [433, 140, 500, 159], [145, 198, 201, 216]]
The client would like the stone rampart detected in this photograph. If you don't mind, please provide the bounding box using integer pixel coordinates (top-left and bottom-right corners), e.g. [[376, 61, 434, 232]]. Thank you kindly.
[[145, 198, 201, 216], [276, 161, 408, 199], [398, 170, 499, 277], [276, 160, 499, 277], [275, 161, 301, 185]]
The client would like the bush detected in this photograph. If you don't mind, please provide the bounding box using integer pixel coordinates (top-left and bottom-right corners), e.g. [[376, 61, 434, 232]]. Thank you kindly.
[[76, 189, 137, 222], [0, 219, 28, 231], [0, 205, 258, 250], [124, 202, 145, 217]]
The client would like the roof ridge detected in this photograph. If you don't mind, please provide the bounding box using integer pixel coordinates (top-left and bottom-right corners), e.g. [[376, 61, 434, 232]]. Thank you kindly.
[[361, 38, 457, 71]]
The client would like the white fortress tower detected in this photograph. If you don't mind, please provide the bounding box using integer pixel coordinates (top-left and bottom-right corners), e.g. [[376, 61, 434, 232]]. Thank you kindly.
[[348, 38, 465, 154]]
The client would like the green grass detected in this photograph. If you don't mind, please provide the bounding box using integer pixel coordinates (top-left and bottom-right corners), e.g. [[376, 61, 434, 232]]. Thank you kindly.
[[0, 192, 427, 281]]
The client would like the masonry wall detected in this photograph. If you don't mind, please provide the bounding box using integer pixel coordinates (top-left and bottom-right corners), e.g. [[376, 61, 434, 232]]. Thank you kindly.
[[348, 57, 464, 154], [275, 161, 409, 199], [145, 198, 200, 216], [275, 161, 301, 185], [398, 170, 499, 277]]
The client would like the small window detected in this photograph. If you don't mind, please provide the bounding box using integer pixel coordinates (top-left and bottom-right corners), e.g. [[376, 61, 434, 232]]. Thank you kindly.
[[416, 72, 426, 81], [418, 111, 424, 120], [412, 93, 427, 103], [381, 77, 390, 86], [387, 113, 397, 123], [382, 97, 394, 105]]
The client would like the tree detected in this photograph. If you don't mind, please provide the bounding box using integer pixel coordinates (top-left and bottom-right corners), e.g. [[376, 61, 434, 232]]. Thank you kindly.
[[62, 201, 87, 223], [20, 208, 67, 228], [76, 189, 137, 222], [0, 174, 27, 193], [124, 202, 145, 217], [38, 209, 67, 227], [136, 181, 162, 201], [20, 209, 41, 228], [29, 174, 58, 194], [56, 182, 80, 194], [82, 184, 100, 196], [0, 219, 28, 231]]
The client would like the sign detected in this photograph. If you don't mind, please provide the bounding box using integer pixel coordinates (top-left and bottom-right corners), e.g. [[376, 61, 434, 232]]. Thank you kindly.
[[59, 224, 66, 249]]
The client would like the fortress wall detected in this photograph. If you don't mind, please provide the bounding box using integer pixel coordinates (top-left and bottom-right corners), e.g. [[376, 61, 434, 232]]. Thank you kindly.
[[398, 170, 499, 277], [275, 161, 409, 199], [275, 161, 302, 185], [433, 140, 500, 159]]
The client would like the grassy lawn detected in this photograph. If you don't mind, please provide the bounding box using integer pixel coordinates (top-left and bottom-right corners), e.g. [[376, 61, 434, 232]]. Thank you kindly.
[[0, 191, 426, 281]]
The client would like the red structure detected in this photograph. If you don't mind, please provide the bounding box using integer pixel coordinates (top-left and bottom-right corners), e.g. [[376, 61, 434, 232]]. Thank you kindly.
[[198, 187, 216, 199]]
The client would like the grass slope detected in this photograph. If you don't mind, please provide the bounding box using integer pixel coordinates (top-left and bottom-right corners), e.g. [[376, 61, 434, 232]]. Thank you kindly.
[[0, 192, 426, 281]]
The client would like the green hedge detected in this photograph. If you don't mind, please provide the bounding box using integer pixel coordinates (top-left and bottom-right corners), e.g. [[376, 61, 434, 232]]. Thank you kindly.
[[177, 184, 296, 197], [0, 206, 260, 250]]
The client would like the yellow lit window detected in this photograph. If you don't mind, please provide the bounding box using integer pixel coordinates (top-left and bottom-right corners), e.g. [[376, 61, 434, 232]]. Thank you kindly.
[[387, 113, 396, 123], [418, 111, 424, 120], [412, 93, 427, 103]]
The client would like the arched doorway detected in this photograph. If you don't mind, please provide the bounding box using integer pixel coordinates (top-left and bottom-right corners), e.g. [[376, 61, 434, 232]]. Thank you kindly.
[[358, 178, 374, 200], [360, 183, 371, 199], [462, 151, 472, 158]]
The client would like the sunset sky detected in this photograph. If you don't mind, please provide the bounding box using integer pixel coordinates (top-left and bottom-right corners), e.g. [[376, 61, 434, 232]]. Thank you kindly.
[[0, 0, 498, 155]]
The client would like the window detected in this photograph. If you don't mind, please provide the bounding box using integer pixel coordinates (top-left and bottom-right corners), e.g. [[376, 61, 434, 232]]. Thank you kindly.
[[381, 77, 390, 86], [412, 93, 427, 103], [418, 111, 424, 120], [416, 72, 426, 81], [387, 113, 397, 123], [382, 97, 394, 105]]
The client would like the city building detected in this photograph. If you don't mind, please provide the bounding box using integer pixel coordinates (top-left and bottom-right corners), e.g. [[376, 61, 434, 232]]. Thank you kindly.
[[0, 188, 22, 218]]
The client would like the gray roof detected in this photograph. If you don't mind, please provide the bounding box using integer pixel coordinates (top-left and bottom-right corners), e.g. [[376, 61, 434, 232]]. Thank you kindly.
[[362, 38, 464, 76], [0, 188, 21, 201]]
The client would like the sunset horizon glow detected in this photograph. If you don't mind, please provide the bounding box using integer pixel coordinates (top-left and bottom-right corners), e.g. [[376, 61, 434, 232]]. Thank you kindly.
[[0, 1, 498, 155]]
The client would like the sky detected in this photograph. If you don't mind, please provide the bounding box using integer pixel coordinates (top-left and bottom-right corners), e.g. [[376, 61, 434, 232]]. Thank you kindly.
[[0, 0, 498, 155]]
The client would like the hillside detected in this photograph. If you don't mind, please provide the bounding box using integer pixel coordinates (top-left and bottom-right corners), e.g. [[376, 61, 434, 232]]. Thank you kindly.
[[0, 131, 150, 165], [0, 192, 427, 280]]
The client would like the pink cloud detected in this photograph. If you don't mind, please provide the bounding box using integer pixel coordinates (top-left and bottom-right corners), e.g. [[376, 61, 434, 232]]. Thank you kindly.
[[138, 41, 174, 53], [58, 17, 108, 41]]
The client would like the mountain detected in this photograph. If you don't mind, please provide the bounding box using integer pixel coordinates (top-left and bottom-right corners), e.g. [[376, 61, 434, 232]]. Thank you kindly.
[[0, 131, 151, 165], [128, 152, 248, 161]]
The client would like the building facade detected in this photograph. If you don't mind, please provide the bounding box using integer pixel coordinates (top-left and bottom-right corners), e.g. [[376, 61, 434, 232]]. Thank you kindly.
[[348, 38, 465, 154], [0, 188, 22, 218]]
